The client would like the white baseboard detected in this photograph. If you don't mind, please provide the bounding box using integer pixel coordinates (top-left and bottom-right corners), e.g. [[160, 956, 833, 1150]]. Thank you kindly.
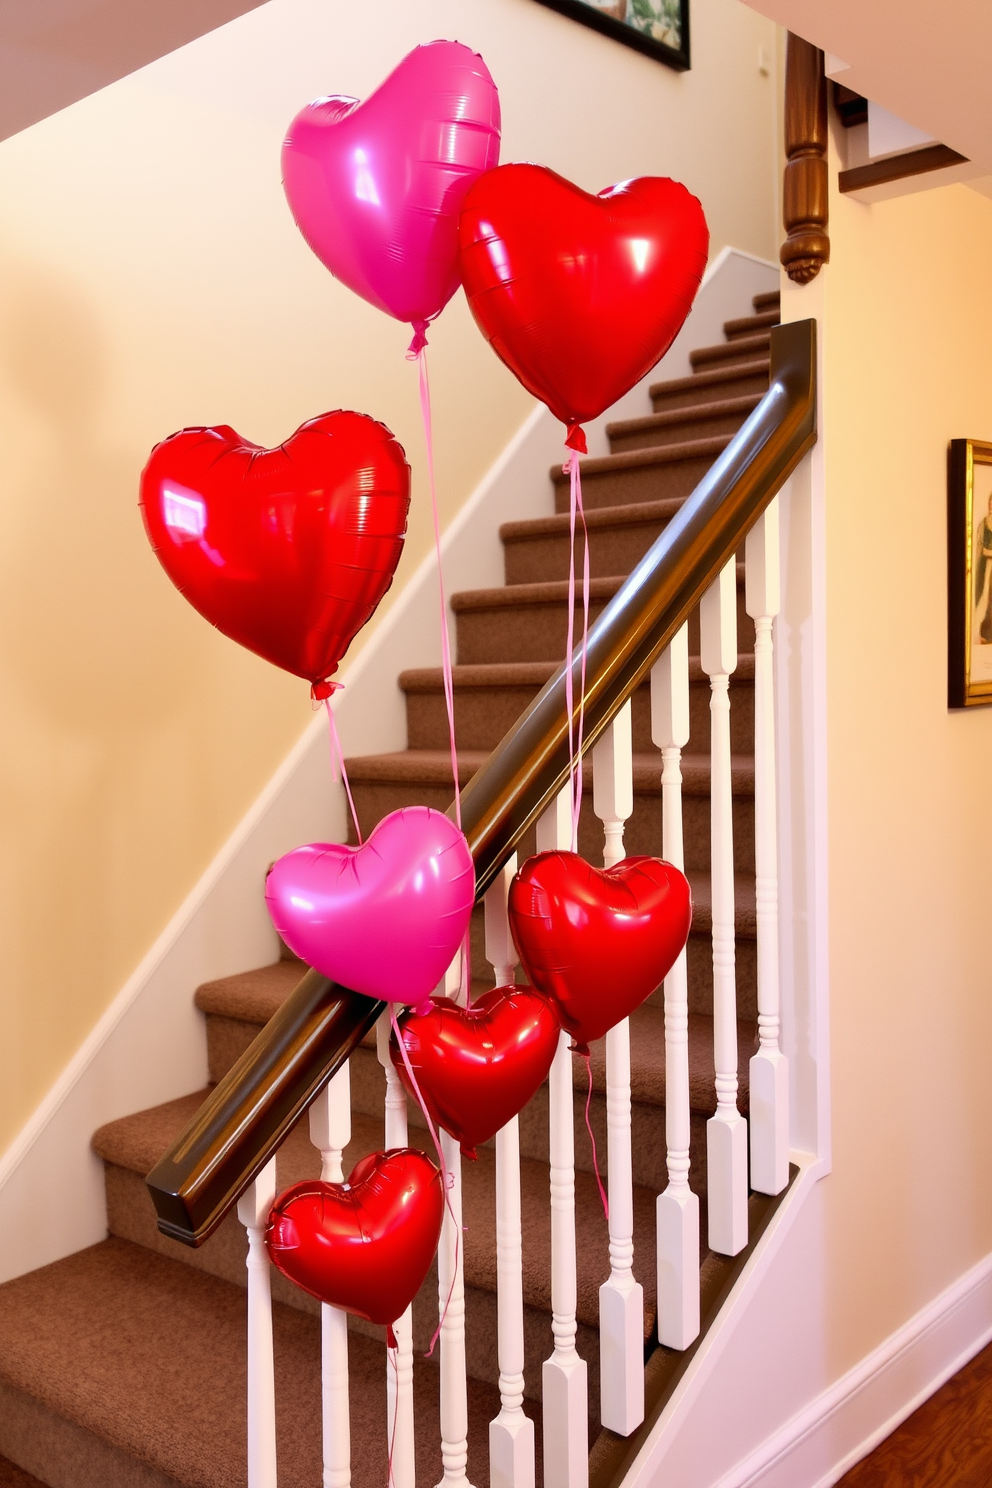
[[714, 1248, 992, 1488], [0, 247, 777, 1285]]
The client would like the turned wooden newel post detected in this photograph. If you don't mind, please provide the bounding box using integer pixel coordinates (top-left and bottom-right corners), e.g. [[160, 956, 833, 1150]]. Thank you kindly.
[[781, 33, 829, 284]]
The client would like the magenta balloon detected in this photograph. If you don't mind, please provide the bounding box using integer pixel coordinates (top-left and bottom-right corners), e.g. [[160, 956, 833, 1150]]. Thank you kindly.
[[266, 806, 475, 1006], [282, 41, 501, 332]]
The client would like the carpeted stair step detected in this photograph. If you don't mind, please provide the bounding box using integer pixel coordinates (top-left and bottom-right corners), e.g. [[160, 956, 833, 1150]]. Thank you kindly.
[[689, 331, 771, 371], [0, 1458, 46, 1487], [399, 654, 755, 755], [0, 1237, 506, 1488], [752, 289, 781, 312], [723, 308, 779, 339], [501, 497, 685, 583], [451, 570, 754, 666], [605, 393, 763, 454], [649, 361, 771, 414], [549, 436, 732, 511]]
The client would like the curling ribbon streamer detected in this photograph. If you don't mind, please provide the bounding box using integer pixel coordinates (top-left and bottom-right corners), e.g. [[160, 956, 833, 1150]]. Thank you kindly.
[[563, 444, 591, 853], [389, 1007, 462, 1359], [412, 341, 470, 1005], [579, 1048, 609, 1222], [311, 683, 363, 847]]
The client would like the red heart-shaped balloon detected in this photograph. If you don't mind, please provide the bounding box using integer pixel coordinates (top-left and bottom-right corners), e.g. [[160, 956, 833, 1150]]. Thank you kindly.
[[392, 985, 560, 1158], [508, 852, 692, 1049], [458, 165, 709, 435], [139, 411, 410, 687], [265, 1149, 442, 1326]]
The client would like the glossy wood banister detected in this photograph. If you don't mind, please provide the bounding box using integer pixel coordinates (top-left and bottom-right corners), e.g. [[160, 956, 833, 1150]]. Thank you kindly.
[[146, 318, 816, 1249], [147, 970, 382, 1245]]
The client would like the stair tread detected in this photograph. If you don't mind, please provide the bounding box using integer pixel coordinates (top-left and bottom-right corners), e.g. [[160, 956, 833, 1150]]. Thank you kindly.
[[344, 748, 755, 796], [452, 574, 625, 610], [400, 653, 755, 694], [690, 332, 771, 365], [0, 1237, 502, 1488], [0, 1458, 45, 1488], [92, 1102, 660, 1332], [605, 393, 762, 441], [649, 360, 770, 401], [502, 495, 683, 541], [752, 289, 780, 311], [549, 432, 731, 482], [724, 309, 779, 337], [400, 657, 755, 698]]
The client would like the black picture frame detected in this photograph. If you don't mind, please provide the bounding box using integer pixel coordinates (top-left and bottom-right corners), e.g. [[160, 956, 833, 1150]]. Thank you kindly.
[[532, 0, 690, 73], [948, 438, 992, 708]]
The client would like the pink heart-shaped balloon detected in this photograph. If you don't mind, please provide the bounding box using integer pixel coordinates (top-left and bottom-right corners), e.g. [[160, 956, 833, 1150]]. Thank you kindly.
[[282, 41, 501, 330], [266, 806, 475, 1005]]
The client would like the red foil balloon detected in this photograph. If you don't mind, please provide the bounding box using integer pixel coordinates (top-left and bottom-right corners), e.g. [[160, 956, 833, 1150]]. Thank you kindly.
[[458, 165, 709, 441], [507, 852, 693, 1049], [392, 985, 560, 1158], [139, 411, 410, 687], [265, 1149, 442, 1326]]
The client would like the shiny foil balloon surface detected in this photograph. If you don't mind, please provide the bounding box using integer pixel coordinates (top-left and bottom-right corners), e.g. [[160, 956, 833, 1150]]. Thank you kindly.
[[508, 851, 692, 1049], [282, 41, 501, 329], [140, 412, 409, 687], [265, 1149, 443, 1322], [458, 165, 709, 431], [392, 985, 560, 1157], [266, 806, 475, 1006]]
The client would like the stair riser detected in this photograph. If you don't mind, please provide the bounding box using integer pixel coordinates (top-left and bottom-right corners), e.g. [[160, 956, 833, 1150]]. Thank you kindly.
[[651, 369, 768, 413], [607, 406, 754, 455], [552, 452, 717, 512], [455, 588, 755, 666], [690, 341, 770, 371], [0, 1382, 171, 1488], [724, 312, 779, 340], [404, 673, 755, 755]]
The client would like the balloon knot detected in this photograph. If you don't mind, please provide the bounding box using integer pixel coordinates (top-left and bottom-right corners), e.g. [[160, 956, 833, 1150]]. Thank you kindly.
[[460, 1145, 478, 1162], [569, 1040, 591, 1058], [565, 423, 588, 454], [386, 1322, 398, 1350], [407, 321, 430, 358], [411, 997, 434, 1019], [311, 679, 343, 702]]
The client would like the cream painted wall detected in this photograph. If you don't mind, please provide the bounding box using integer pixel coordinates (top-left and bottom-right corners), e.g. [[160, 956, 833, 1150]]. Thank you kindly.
[[0, 0, 780, 1152], [637, 147, 992, 1488], [819, 176, 992, 1373]]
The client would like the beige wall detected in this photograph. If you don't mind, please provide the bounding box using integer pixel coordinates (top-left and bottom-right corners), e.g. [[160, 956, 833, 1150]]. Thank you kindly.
[[816, 170, 992, 1372], [0, 0, 780, 1151]]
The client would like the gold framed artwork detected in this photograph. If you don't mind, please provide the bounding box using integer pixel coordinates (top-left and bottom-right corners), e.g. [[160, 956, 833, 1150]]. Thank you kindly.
[[948, 439, 992, 707]]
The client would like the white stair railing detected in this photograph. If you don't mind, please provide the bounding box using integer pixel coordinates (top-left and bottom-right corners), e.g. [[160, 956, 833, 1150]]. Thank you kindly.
[[538, 786, 589, 1488], [746, 501, 790, 1196], [652, 624, 701, 1349], [592, 703, 645, 1436], [701, 559, 749, 1256], [485, 855, 536, 1488], [238, 1156, 278, 1488], [437, 951, 474, 1488], [309, 1066, 353, 1488]]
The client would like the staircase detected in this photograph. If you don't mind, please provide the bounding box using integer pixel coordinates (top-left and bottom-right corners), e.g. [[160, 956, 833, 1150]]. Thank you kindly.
[[0, 290, 781, 1488]]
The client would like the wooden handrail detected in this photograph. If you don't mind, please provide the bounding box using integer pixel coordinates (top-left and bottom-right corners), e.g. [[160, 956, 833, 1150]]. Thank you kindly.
[[146, 318, 817, 1247]]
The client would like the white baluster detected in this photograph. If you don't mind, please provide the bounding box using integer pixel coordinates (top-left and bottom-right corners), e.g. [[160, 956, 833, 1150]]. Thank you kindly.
[[376, 1017, 416, 1488], [433, 939, 474, 1488], [591, 704, 644, 1436], [238, 1157, 278, 1488], [537, 789, 588, 1488], [745, 503, 790, 1195], [310, 1066, 352, 1488], [651, 626, 700, 1349], [700, 560, 749, 1256], [486, 856, 536, 1488]]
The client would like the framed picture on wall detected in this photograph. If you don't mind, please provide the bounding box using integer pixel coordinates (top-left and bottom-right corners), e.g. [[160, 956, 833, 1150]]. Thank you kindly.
[[948, 438, 992, 707], [532, 0, 690, 72]]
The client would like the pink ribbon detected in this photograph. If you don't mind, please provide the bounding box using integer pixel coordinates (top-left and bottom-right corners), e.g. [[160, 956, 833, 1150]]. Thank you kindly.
[[314, 686, 363, 847], [563, 445, 591, 853]]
